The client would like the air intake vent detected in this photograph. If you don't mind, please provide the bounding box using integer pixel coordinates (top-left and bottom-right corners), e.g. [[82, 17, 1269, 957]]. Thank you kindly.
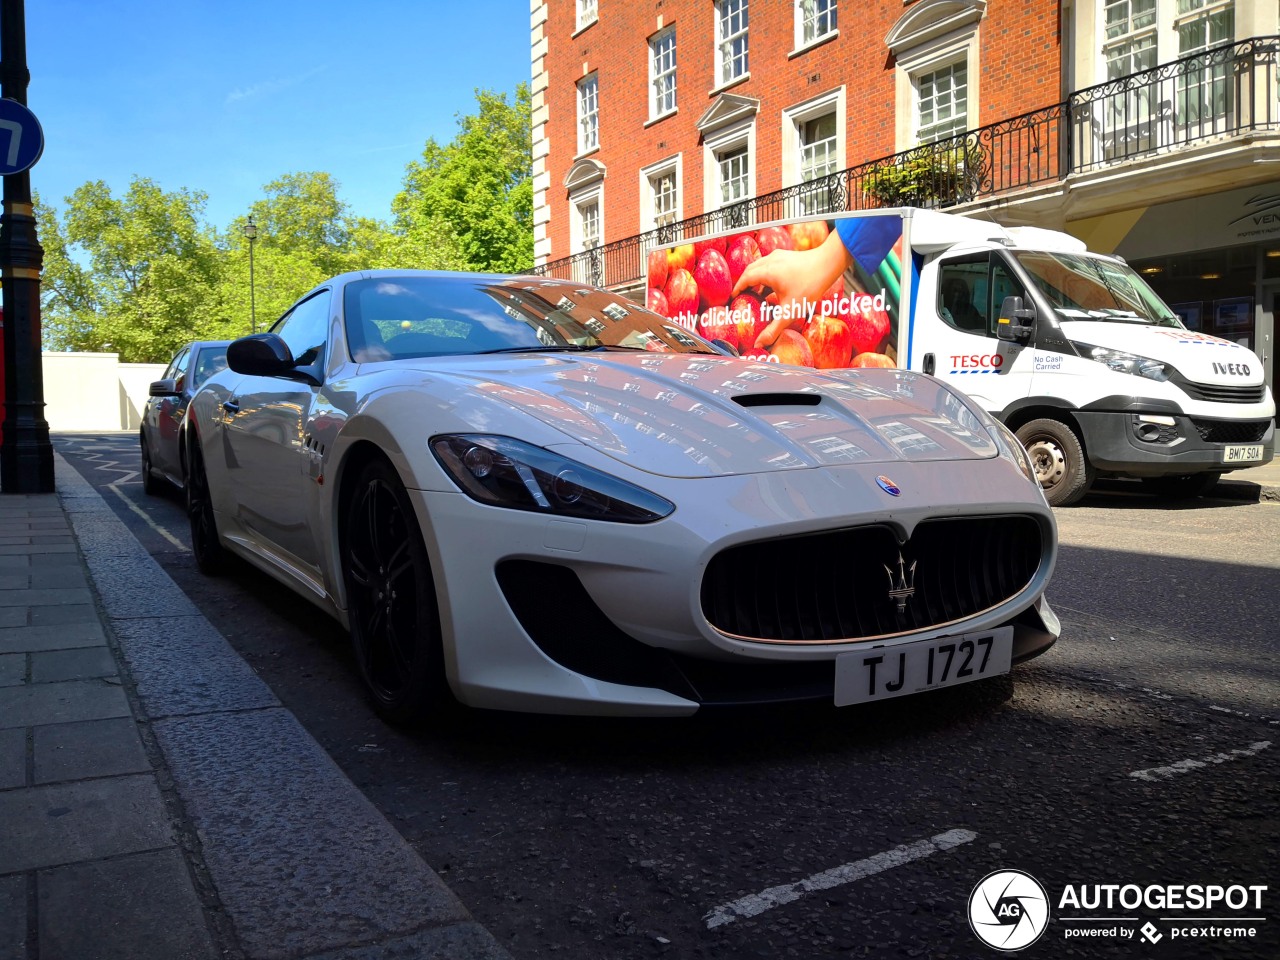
[[1178, 380, 1266, 404], [732, 393, 822, 408]]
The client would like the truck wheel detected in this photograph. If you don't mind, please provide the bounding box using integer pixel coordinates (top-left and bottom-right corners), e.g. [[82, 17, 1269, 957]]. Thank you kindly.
[[1015, 418, 1094, 507], [1141, 472, 1221, 499]]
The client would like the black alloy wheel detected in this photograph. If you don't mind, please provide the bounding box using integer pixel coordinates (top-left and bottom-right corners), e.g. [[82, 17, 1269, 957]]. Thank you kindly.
[[140, 433, 158, 496], [186, 435, 226, 575], [342, 459, 446, 725]]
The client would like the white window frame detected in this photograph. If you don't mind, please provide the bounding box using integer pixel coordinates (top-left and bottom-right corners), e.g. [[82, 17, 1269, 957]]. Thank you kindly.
[[887, 0, 982, 152], [649, 27, 677, 121], [893, 44, 978, 152], [577, 73, 599, 156], [714, 0, 750, 89], [794, 0, 838, 54], [703, 119, 756, 228], [640, 156, 683, 235], [569, 183, 604, 285], [915, 59, 969, 144], [783, 89, 846, 215], [575, 0, 597, 33], [572, 191, 602, 253]]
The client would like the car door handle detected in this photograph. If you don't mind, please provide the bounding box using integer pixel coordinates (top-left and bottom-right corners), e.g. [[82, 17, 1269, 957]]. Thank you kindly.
[[222, 399, 240, 415], [923, 353, 936, 376]]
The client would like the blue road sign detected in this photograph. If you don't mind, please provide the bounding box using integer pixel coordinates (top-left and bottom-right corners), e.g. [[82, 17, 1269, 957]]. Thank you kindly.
[[0, 99, 44, 176]]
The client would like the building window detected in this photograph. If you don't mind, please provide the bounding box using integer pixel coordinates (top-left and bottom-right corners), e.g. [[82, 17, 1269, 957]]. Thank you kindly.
[[916, 61, 968, 144], [796, 0, 837, 49], [579, 200, 600, 250], [718, 145, 750, 208], [576, 0, 597, 32], [1103, 0, 1157, 77], [640, 157, 683, 254], [650, 28, 677, 119], [652, 171, 678, 228], [570, 187, 603, 285], [716, 0, 749, 87], [799, 113, 838, 214], [783, 89, 845, 215], [1176, 0, 1234, 128], [577, 74, 599, 154]]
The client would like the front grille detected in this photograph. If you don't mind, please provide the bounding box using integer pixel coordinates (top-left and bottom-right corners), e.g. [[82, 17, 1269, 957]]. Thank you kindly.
[[1191, 418, 1270, 444], [700, 516, 1043, 643], [1179, 381, 1266, 404]]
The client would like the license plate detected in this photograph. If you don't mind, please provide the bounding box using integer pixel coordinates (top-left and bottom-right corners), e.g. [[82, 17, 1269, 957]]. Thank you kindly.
[[1222, 444, 1264, 464], [834, 628, 1014, 707]]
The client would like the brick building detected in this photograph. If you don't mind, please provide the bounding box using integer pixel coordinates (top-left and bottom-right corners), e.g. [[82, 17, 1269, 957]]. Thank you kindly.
[[531, 1, 1280, 392]]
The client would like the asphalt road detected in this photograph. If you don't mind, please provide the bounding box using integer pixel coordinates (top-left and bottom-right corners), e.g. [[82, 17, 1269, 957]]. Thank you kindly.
[[55, 432, 1279, 960]]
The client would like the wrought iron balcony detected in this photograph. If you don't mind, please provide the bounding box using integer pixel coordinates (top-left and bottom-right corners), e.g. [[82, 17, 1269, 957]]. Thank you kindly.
[[535, 36, 1280, 291]]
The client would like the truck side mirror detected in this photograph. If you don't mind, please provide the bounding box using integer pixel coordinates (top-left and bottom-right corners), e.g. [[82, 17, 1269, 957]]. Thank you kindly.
[[997, 296, 1035, 344]]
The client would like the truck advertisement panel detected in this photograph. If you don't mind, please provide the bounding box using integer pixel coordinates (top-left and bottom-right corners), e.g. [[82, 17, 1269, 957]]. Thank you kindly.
[[645, 214, 907, 370]]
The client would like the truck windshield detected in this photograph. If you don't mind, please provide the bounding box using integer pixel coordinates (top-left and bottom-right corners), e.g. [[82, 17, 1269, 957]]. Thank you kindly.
[[1013, 251, 1182, 327]]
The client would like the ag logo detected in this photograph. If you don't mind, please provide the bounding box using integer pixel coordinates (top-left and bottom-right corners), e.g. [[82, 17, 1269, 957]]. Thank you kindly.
[[968, 869, 1050, 951]]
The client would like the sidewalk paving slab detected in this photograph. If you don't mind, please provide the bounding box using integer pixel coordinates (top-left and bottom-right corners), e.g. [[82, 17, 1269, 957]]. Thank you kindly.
[[0, 453, 512, 960]]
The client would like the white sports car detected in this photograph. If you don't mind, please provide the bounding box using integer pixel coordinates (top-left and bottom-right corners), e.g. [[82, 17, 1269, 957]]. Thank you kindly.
[[186, 270, 1059, 724]]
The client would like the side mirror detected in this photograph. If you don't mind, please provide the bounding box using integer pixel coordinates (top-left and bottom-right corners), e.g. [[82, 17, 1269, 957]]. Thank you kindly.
[[227, 333, 297, 376], [148, 378, 179, 398], [710, 338, 740, 358], [997, 296, 1035, 344]]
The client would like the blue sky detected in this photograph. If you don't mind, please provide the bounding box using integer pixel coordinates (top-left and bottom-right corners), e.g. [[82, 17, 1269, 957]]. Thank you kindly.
[[26, 0, 531, 232]]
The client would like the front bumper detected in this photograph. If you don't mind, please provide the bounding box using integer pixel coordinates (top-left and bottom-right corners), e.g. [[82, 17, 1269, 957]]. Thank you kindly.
[[405, 455, 1059, 716], [1076, 410, 1274, 478]]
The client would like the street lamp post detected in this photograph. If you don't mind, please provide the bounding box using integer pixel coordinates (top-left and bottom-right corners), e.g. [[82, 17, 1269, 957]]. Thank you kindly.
[[243, 217, 257, 334], [0, 0, 54, 492]]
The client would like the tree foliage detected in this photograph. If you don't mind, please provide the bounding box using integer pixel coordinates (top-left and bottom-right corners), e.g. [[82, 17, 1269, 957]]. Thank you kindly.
[[394, 84, 533, 273], [35, 85, 533, 363]]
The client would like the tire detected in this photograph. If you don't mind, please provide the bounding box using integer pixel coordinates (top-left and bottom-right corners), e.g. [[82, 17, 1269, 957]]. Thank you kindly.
[[1015, 418, 1095, 507], [342, 459, 447, 726], [1141, 472, 1221, 499], [186, 435, 226, 575], [139, 433, 158, 496]]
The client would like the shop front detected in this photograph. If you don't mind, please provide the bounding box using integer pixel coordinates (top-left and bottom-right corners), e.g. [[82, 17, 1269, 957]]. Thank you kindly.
[[1068, 182, 1280, 394]]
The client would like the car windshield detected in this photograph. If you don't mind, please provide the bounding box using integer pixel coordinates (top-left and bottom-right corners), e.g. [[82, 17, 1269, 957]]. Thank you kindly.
[[344, 275, 718, 362], [1013, 251, 1182, 327]]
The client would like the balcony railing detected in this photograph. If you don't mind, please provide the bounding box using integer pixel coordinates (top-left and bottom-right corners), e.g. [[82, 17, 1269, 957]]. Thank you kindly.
[[536, 37, 1280, 290]]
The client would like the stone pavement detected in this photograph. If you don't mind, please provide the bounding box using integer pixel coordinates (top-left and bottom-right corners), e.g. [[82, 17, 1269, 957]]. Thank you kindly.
[[0, 453, 511, 960]]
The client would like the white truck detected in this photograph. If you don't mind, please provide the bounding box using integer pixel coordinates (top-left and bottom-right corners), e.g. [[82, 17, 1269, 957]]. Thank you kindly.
[[646, 208, 1275, 505]]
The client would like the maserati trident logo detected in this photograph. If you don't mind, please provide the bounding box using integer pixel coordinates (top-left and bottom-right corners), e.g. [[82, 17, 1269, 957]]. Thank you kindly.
[[884, 552, 917, 613], [875, 475, 902, 496]]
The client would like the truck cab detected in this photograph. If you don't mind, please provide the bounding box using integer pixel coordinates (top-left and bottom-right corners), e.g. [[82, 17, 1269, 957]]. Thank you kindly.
[[909, 225, 1274, 504]]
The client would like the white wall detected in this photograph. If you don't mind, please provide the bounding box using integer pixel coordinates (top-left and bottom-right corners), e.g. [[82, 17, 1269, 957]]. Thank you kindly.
[[40, 352, 166, 432]]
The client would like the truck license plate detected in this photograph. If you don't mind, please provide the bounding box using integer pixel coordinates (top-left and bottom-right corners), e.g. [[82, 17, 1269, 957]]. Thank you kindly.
[[1222, 444, 1264, 464], [834, 628, 1013, 707]]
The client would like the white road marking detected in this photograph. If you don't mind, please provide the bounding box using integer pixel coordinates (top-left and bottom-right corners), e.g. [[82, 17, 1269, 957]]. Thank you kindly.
[[106, 484, 189, 551], [1129, 741, 1271, 782], [702, 828, 976, 929]]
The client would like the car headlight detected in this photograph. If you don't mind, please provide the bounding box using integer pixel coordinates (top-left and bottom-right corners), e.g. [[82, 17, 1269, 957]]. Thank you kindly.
[[987, 416, 1036, 484], [1074, 342, 1173, 382], [430, 434, 674, 523]]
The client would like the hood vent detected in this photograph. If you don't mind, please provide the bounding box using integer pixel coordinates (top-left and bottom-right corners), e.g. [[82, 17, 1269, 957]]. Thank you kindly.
[[732, 392, 822, 408]]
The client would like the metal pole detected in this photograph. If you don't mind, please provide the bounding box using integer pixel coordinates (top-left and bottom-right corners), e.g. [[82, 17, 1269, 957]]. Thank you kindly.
[[0, 0, 53, 492], [248, 236, 256, 334]]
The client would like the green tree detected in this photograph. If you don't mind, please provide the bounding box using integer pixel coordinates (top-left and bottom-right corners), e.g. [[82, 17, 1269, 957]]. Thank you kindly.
[[394, 84, 533, 273], [38, 178, 223, 362]]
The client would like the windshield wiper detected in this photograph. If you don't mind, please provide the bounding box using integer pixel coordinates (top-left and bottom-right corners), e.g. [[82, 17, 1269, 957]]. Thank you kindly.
[[475, 344, 605, 355]]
